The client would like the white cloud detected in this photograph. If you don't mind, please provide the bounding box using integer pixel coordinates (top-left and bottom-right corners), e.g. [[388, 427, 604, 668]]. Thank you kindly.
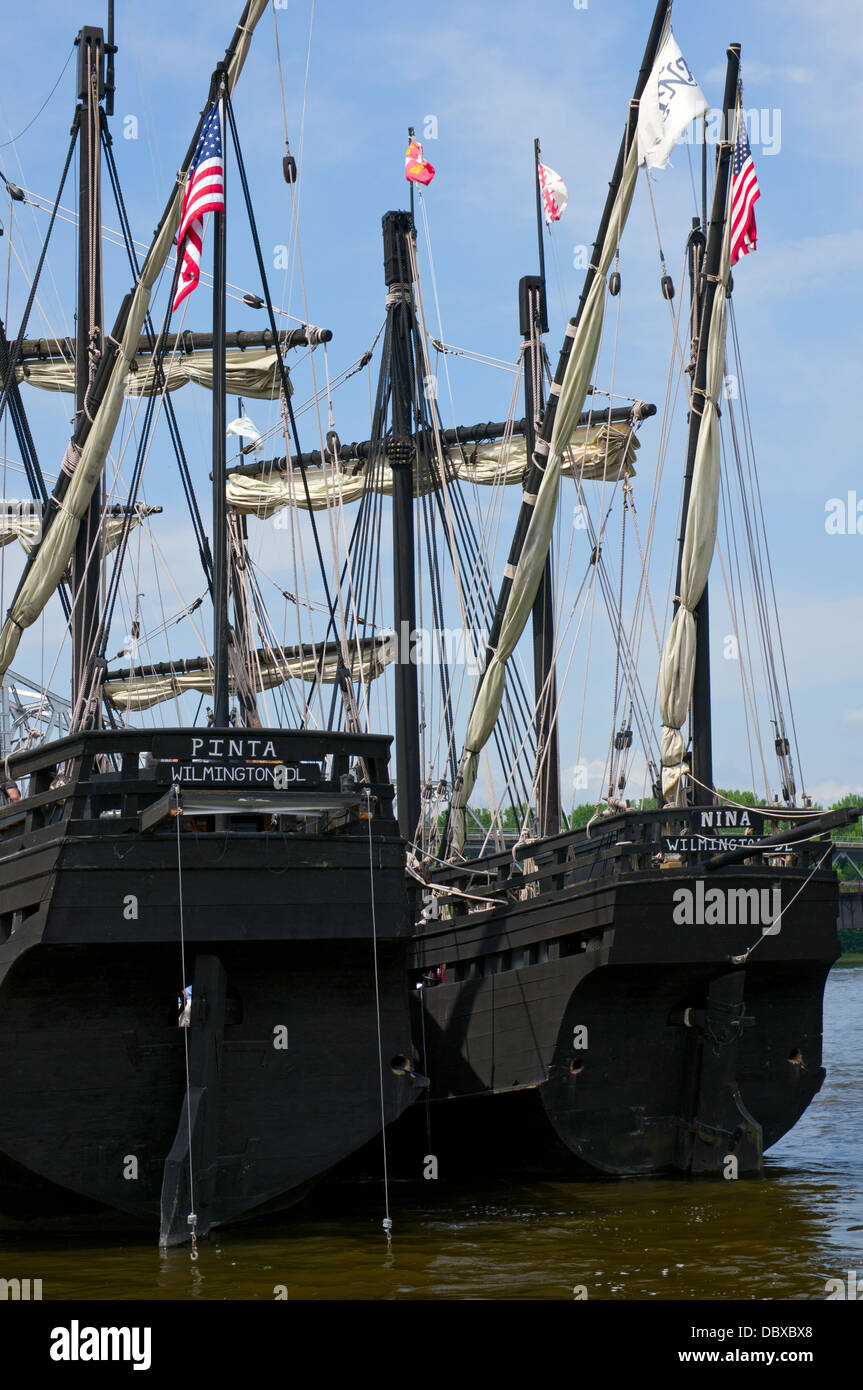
[[809, 779, 863, 804]]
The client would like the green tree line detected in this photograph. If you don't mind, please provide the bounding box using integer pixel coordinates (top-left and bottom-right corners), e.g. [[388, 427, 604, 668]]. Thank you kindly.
[[453, 791, 863, 838]]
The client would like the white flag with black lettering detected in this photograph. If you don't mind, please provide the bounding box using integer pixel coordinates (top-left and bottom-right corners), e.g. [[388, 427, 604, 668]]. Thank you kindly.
[[637, 32, 708, 170]]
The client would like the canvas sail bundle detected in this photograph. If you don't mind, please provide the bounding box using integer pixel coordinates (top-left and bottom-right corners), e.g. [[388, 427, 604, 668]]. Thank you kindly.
[[225, 420, 639, 517], [14, 347, 288, 400], [0, 506, 47, 554], [447, 140, 640, 855], [104, 633, 396, 712], [0, 0, 269, 683], [0, 504, 156, 556]]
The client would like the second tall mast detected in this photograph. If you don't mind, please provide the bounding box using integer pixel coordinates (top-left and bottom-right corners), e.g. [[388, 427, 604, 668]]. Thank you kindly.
[[211, 78, 230, 728], [72, 25, 105, 722]]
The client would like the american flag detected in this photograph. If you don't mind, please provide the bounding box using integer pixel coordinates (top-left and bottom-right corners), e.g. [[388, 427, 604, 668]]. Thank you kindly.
[[730, 122, 760, 267], [172, 102, 225, 313]]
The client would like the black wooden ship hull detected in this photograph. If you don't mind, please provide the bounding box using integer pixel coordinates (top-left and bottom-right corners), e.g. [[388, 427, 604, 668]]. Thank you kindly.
[[0, 728, 415, 1240], [392, 808, 840, 1179]]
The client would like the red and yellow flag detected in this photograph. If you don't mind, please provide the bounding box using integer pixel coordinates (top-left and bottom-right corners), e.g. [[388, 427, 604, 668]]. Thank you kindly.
[[405, 139, 435, 186]]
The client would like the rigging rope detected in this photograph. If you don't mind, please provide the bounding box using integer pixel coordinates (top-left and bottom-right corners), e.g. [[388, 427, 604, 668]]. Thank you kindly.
[[225, 91, 359, 731], [0, 47, 75, 150], [0, 126, 78, 430], [728, 299, 805, 799], [175, 800, 198, 1261], [415, 193, 540, 822], [715, 454, 772, 799], [730, 842, 834, 965], [100, 129, 213, 587]]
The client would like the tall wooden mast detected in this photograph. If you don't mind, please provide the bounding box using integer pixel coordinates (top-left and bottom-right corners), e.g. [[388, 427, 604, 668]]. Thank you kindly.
[[674, 44, 741, 801], [525, 138, 560, 837], [473, 0, 670, 728], [71, 24, 105, 719], [211, 76, 230, 728], [383, 210, 421, 842]]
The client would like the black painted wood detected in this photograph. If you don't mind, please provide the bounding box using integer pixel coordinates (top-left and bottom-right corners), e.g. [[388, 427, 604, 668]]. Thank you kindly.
[[392, 809, 841, 1179], [159, 954, 227, 1245], [0, 726, 415, 1232]]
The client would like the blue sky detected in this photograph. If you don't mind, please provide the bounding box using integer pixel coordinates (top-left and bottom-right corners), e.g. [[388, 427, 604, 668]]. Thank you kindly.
[[0, 0, 860, 813]]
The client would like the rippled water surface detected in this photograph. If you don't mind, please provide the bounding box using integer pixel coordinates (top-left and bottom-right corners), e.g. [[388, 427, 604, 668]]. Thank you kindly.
[[3, 965, 861, 1301]]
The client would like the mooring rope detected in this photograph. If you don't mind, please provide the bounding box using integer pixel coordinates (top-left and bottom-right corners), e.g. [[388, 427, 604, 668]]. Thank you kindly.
[[730, 842, 834, 966], [175, 797, 198, 1260]]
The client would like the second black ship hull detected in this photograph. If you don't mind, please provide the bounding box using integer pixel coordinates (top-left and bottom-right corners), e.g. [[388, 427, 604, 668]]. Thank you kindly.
[[388, 808, 841, 1181]]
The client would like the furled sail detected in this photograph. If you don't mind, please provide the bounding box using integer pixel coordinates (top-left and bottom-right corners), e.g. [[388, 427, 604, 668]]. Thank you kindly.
[[658, 216, 731, 805], [448, 140, 639, 856], [14, 348, 288, 400], [0, 0, 269, 682], [0, 506, 43, 554], [225, 420, 639, 516], [104, 633, 395, 712], [0, 503, 157, 556]]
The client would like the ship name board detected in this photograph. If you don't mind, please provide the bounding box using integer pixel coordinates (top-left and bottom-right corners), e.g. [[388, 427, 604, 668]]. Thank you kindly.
[[151, 734, 324, 786], [699, 809, 752, 827], [169, 761, 321, 787], [662, 835, 794, 854], [153, 734, 301, 761]]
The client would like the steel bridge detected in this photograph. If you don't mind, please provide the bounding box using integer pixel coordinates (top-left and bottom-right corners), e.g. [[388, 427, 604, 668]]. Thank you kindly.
[[0, 667, 73, 761]]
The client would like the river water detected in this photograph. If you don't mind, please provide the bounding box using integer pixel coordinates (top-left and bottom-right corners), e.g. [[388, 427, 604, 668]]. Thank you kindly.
[[2, 965, 861, 1302]]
